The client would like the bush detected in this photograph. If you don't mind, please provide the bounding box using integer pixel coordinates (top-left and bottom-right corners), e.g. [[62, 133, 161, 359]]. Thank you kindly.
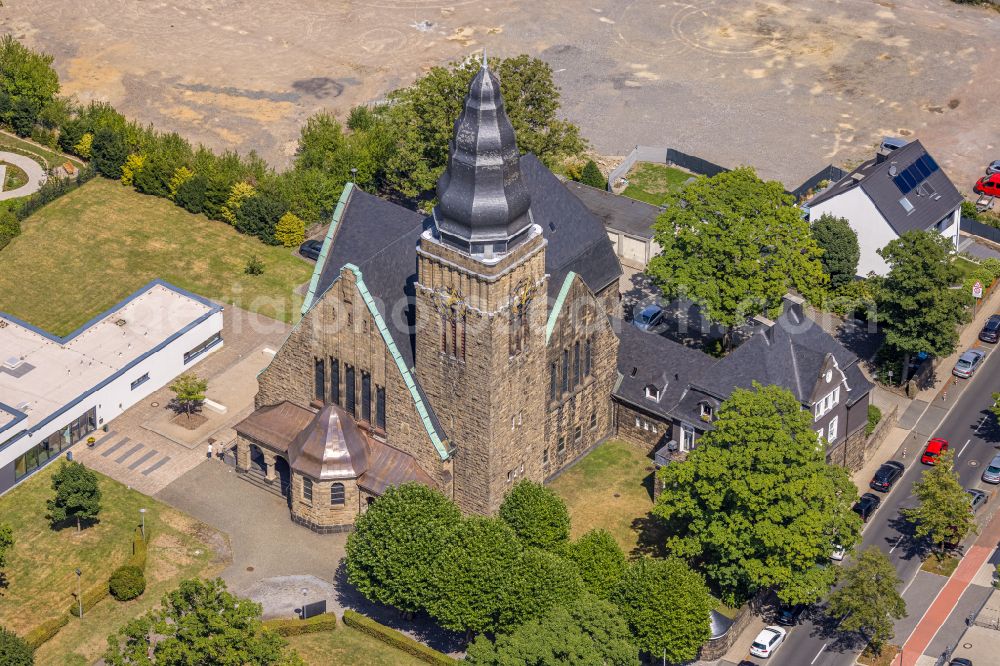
[[274, 211, 306, 248], [579, 159, 606, 189], [68, 579, 109, 617], [0, 210, 21, 251], [109, 564, 146, 601], [128, 527, 149, 570], [865, 404, 882, 437], [0, 625, 34, 664], [262, 612, 337, 637], [23, 615, 68, 650], [235, 192, 288, 244], [342, 610, 458, 665], [244, 255, 265, 276], [962, 200, 981, 221]]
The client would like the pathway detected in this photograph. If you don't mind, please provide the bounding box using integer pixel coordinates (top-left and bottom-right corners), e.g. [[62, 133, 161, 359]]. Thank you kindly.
[[0, 151, 45, 200]]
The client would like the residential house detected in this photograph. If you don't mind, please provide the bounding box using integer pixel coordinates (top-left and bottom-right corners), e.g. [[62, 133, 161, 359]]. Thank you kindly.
[[564, 180, 662, 270]]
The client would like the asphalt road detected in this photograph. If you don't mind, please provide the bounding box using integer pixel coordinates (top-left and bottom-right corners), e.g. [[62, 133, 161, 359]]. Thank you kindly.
[[764, 344, 1000, 666]]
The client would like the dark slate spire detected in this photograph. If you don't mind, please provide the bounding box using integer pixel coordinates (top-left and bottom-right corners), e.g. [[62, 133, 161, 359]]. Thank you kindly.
[[433, 56, 533, 255]]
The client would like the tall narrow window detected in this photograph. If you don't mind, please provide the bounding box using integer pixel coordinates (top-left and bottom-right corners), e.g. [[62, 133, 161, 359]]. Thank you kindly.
[[451, 314, 458, 358], [441, 315, 448, 353], [573, 341, 581, 386], [510, 308, 525, 356], [331, 482, 345, 505], [549, 362, 557, 402], [584, 338, 592, 377], [460, 315, 466, 361], [303, 477, 313, 502], [330, 357, 340, 405], [361, 371, 372, 423], [375, 385, 386, 430], [345, 364, 356, 417], [561, 350, 569, 393], [314, 357, 325, 403]]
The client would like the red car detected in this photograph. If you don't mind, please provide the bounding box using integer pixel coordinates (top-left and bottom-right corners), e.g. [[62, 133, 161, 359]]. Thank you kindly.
[[975, 173, 1000, 197], [921, 438, 949, 465]]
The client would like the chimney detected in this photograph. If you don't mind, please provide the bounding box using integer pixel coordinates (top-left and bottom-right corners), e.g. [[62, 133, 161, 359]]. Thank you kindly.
[[753, 315, 775, 344], [876, 136, 907, 164], [782, 293, 805, 324]]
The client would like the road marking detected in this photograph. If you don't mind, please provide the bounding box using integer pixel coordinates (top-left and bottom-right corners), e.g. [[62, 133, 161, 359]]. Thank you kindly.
[[901, 573, 918, 596], [958, 439, 971, 457], [976, 415, 989, 434], [890, 534, 904, 553], [811, 643, 827, 664]]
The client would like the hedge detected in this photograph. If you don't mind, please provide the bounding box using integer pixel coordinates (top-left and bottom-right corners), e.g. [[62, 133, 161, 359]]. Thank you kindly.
[[69, 579, 109, 617], [342, 610, 458, 666], [128, 526, 149, 571], [24, 614, 68, 650], [263, 612, 338, 637], [109, 564, 146, 601]]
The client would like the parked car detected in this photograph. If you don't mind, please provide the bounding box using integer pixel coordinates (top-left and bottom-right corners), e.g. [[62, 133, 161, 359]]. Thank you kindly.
[[921, 438, 949, 465], [853, 493, 881, 522], [976, 173, 1000, 197], [298, 239, 323, 261], [979, 315, 1000, 343], [776, 603, 806, 626], [989, 160, 1000, 176], [870, 461, 905, 492], [967, 488, 988, 513], [749, 626, 786, 659], [948, 657, 973, 666], [632, 304, 665, 332], [953, 350, 985, 378], [982, 454, 1000, 484], [830, 544, 847, 561], [738, 662, 762, 666]]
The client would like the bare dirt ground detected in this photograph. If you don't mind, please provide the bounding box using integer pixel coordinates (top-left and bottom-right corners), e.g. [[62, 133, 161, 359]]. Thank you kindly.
[[3, 0, 999, 190]]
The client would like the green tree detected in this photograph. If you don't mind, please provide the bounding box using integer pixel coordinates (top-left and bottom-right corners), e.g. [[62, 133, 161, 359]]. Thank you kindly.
[[825, 548, 906, 653], [133, 133, 194, 198], [647, 168, 827, 330], [235, 192, 288, 245], [611, 557, 713, 662], [168, 374, 208, 417], [579, 160, 606, 189], [812, 214, 860, 290], [103, 578, 295, 666], [0, 35, 59, 133], [0, 211, 21, 251], [653, 383, 860, 605], [91, 126, 129, 179], [426, 516, 523, 636], [346, 483, 461, 613], [466, 593, 639, 666], [565, 529, 627, 599], [174, 171, 208, 214], [383, 55, 585, 199], [46, 460, 101, 531], [877, 231, 970, 382], [0, 625, 33, 666], [513, 548, 583, 624], [499, 480, 571, 550], [294, 112, 348, 172], [274, 212, 306, 248], [0, 522, 13, 585], [903, 450, 977, 554]]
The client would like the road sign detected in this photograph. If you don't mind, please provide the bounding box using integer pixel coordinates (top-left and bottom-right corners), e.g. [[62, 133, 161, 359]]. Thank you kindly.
[[973, 281, 983, 299]]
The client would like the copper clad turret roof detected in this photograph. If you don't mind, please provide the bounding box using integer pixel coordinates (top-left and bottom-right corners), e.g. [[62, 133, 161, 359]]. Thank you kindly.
[[287, 404, 370, 481]]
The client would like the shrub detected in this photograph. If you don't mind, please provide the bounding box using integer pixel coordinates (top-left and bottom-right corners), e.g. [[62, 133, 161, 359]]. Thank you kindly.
[[342, 610, 458, 665], [0, 625, 34, 664], [68, 579, 109, 617], [579, 159, 606, 189], [109, 565, 146, 601], [262, 612, 337, 636], [120, 153, 145, 186], [15, 174, 79, 221], [962, 200, 981, 221], [274, 211, 306, 248], [73, 132, 93, 159], [30, 126, 57, 149], [235, 192, 288, 244], [221, 181, 256, 225], [0, 211, 21, 251], [865, 404, 882, 437], [128, 527, 149, 570], [168, 166, 194, 200], [23, 615, 68, 650], [91, 126, 129, 179], [244, 255, 265, 275]]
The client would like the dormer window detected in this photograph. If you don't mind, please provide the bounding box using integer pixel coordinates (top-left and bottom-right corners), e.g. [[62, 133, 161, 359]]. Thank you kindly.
[[824, 369, 833, 383], [645, 385, 661, 402], [699, 402, 713, 422]]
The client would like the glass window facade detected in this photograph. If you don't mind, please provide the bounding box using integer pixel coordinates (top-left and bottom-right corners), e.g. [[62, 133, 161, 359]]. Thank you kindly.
[[361, 371, 371, 423], [183, 332, 222, 364], [13, 407, 97, 481], [375, 386, 386, 430], [331, 482, 345, 505]]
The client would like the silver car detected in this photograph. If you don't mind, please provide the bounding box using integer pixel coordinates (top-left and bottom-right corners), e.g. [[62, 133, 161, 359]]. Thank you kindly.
[[983, 455, 1000, 484], [953, 350, 985, 378], [988, 159, 1000, 176]]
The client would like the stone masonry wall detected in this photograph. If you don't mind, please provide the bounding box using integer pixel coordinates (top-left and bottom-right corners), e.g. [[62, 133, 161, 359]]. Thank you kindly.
[[289, 472, 361, 533], [613, 401, 671, 452]]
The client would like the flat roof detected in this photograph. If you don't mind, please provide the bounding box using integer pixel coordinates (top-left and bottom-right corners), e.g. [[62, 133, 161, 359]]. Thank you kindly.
[[0, 280, 220, 441]]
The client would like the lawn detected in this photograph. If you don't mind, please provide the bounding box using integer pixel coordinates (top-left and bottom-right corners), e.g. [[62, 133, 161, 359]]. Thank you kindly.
[[2, 161, 28, 190], [954, 256, 980, 280], [621, 162, 693, 205], [857, 644, 900, 666], [0, 177, 312, 335], [0, 462, 228, 665], [550, 439, 659, 553], [0, 130, 84, 171], [921, 553, 961, 577], [286, 626, 425, 666]]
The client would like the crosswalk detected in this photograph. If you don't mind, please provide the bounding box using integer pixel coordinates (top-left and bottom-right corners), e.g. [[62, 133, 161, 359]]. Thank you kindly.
[[81, 430, 172, 478]]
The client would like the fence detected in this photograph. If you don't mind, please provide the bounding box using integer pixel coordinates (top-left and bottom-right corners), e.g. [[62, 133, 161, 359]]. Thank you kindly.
[[606, 144, 843, 200], [961, 216, 1000, 245]]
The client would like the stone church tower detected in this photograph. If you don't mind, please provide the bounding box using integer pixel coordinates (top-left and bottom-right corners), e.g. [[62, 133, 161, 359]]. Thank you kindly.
[[414, 60, 549, 515]]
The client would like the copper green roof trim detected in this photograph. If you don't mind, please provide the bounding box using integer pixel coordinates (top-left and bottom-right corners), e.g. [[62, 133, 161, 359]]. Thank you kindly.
[[344, 263, 449, 461], [545, 271, 577, 343], [301, 182, 354, 315]]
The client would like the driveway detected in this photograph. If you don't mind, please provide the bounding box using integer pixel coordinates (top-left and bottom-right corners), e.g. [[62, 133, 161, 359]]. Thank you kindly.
[[0, 151, 45, 200]]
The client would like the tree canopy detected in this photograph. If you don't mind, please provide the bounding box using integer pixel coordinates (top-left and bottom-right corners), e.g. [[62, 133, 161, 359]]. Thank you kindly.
[[647, 167, 827, 329], [499, 480, 571, 551], [611, 557, 713, 662], [466, 593, 639, 666], [169, 374, 208, 417], [346, 483, 461, 613], [902, 449, 977, 554], [0, 35, 60, 136], [825, 548, 906, 652], [579, 160, 606, 189], [652, 383, 860, 605], [812, 214, 860, 290], [565, 528, 627, 599], [47, 461, 101, 531], [877, 231, 969, 376], [103, 578, 294, 666], [0, 625, 33, 666]]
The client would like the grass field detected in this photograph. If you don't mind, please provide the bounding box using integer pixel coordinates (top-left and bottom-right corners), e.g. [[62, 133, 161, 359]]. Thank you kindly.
[[621, 162, 693, 205], [0, 130, 84, 171], [954, 256, 981, 280], [921, 553, 961, 577], [550, 439, 659, 554], [0, 177, 312, 335], [0, 462, 227, 665], [2, 161, 28, 190], [286, 627, 425, 666]]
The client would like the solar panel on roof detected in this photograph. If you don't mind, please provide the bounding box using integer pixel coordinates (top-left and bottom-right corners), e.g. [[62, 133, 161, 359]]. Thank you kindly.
[[893, 175, 911, 194], [923, 154, 939, 173], [901, 169, 918, 190], [913, 158, 930, 180]]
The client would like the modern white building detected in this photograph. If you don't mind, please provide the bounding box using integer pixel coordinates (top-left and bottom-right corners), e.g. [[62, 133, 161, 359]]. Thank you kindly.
[[0, 280, 223, 493], [807, 139, 963, 276]]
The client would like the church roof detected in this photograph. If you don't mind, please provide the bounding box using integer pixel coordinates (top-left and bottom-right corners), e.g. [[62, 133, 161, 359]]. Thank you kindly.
[[233, 401, 316, 453], [287, 404, 370, 481], [358, 440, 436, 495]]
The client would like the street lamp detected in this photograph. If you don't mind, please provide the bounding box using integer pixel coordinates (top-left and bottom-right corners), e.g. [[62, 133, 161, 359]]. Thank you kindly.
[[301, 587, 309, 619], [139, 508, 147, 540], [75, 568, 83, 618]]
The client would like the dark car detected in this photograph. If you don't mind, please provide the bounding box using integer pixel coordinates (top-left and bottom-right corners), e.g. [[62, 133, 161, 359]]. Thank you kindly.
[[980, 315, 1000, 343], [299, 239, 323, 261], [948, 658, 973, 666], [632, 304, 665, 332], [870, 461, 905, 492], [776, 603, 806, 626], [853, 493, 881, 522]]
